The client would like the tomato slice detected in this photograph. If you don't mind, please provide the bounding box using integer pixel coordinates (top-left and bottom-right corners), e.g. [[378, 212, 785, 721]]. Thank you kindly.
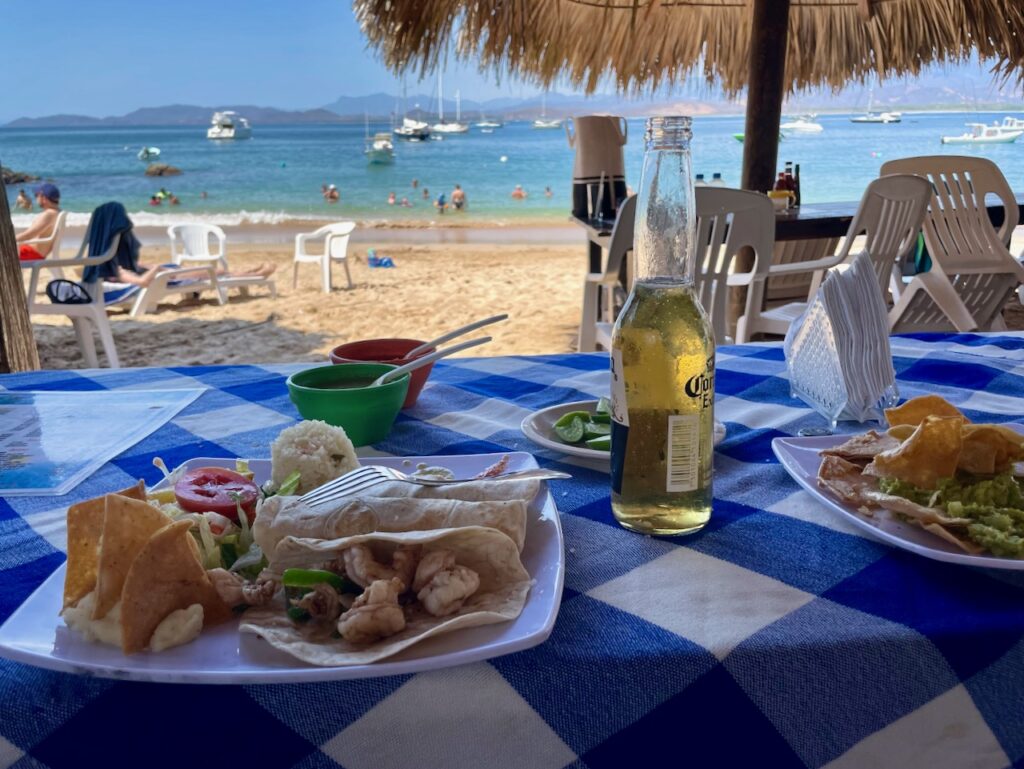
[[173, 467, 259, 522]]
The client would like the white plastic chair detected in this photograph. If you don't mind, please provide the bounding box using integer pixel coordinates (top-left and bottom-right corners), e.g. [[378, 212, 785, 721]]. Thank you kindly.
[[580, 195, 636, 351], [21, 222, 126, 368], [19, 210, 69, 286], [747, 174, 933, 337], [293, 222, 356, 293], [692, 187, 776, 344], [168, 224, 228, 269], [880, 155, 1024, 332]]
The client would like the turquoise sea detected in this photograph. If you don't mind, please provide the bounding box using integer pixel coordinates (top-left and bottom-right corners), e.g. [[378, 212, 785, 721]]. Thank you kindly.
[[4, 111, 1024, 228]]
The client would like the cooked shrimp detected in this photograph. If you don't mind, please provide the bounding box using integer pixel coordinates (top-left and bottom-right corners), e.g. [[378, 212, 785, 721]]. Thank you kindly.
[[391, 545, 421, 592], [417, 564, 480, 617], [337, 578, 406, 644], [412, 549, 456, 592], [293, 582, 343, 621], [208, 568, 276, 607], [342, 544, 397, 587]]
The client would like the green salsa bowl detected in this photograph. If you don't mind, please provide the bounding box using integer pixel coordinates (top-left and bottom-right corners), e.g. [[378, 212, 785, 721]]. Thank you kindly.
[[285, 363, 410, 446]]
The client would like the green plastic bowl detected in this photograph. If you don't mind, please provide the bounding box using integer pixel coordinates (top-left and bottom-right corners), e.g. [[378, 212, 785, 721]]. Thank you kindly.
[[285, 363, 410, 446]]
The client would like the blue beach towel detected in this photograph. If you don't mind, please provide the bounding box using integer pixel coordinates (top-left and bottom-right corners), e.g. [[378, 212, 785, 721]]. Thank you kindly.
[[367, 249, 395, 268], [81, 202, 143, 284]]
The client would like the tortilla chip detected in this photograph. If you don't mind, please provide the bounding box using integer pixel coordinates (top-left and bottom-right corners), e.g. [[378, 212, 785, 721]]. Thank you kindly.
[[63, 481, 145, 610], [887, 425, 916, 442], [120, 519, 233, 654], [885, 395, 965, 427], [959, 425, 1024, 475], [921, 522, 985, 555], [92, 495, 171, 620], [862, 490, 971, 526], [241, 526, 531, 666], [820, 431, 901, 464], [818, 455, 880, 506], [865, 415, 964, 490]]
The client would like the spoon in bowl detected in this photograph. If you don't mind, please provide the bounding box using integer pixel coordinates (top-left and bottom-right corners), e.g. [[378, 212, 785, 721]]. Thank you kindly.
[[372, 336, 493, 387], [402, 314, 509, 359]]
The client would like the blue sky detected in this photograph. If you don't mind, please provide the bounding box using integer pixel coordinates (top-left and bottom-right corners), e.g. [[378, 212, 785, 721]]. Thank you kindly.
[[2, 0, 1018, 122], [2, 0, 545, 121]]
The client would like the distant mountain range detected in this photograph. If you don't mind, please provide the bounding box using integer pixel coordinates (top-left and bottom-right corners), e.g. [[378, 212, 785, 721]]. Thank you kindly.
[[6, 71, 1022, 128]]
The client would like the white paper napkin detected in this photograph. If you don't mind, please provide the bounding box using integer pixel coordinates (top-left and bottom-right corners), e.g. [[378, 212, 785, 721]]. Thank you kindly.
[[784, 253, 899, 426]]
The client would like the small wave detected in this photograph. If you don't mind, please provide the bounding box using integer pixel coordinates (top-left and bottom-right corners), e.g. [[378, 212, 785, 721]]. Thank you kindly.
[[10, 210, 329, 229]]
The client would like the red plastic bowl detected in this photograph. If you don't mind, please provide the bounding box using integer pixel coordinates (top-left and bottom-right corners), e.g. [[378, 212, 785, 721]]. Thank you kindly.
[[329, 338, 436, 408]]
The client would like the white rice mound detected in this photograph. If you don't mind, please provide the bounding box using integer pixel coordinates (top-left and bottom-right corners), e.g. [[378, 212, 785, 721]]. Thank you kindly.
[[270, 420, 359, 494]]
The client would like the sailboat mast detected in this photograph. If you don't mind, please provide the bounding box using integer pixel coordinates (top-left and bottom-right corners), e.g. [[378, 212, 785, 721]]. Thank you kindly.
[[456, 89, 461, 123], [438, 73, 444, 122]]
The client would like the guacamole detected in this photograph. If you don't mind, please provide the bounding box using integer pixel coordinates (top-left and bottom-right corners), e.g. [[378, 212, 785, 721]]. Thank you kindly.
[[878, 473, 1024, 557]]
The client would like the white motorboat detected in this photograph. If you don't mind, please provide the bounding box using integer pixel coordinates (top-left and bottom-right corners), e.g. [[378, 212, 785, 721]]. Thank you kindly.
[[137, 146, 161, 160], [206, 111, 252, 140], [475, 116, 503, 129], [532, 93, 563, 129], [431, 79, 469, 134], [941, 122, 1023, 145], [779, 114, 824, 133], [394, 116, 430, 141], [365, 132, 395, 164], [990, 116, 1024, 137]]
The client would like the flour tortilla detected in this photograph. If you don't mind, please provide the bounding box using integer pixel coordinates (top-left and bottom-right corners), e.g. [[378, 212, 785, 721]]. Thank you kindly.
[[253, 478, 537, 557], [241, 526, 531, 666], [63, 481, 145, 610]]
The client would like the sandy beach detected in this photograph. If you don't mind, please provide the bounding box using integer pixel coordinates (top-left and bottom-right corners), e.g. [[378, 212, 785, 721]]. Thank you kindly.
[[30, 238, 587, 369]]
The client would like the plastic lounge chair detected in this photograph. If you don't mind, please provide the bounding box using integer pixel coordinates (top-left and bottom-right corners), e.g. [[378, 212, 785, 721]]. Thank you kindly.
[[581, 195, 636, 351], [692, 187, 776, 344], [880, 155, 1024, 332], [20, 222, 126, 368], [19, 210, 68, 289], [294, 222, 356, 292], [124, 263, 224, 317], [746, 174, 933, 337], [165, 223, 275, 303], [168, 223, 229, 270]]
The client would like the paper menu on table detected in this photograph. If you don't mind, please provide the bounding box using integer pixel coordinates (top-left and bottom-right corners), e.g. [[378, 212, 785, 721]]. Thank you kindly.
[[0, 389, 203, 496]]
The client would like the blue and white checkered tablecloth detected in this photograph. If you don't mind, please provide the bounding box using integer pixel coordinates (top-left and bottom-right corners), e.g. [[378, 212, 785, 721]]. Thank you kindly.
[[2, 332, 1024, 769]]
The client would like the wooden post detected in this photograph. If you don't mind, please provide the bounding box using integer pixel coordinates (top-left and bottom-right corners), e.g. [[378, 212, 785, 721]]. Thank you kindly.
[[731, 0, 791, 336], [0, 178, 40, 373], [741, 0, 791, 193]]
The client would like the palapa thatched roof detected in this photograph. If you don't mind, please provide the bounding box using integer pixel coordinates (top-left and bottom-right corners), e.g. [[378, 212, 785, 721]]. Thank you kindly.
[[354, 0, 1024, 95]]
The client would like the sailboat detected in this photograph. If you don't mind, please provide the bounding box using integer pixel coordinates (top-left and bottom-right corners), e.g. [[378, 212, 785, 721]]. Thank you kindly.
[[850, 88, 901, 123], [393, 81, 431, 141], [532, 93, 562, 129], [431, 76, 469, 134], [475, 113, 504, 129]]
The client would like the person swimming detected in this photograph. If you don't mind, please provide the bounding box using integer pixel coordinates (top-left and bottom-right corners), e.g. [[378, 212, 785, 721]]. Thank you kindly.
[[15, 188, 32, 210], [544, 186, 553, 198], [322, 184, 340, 203], [435, 192, 447, 214], [149, 195, 162, 207], [388, 191, 397, 205], [511, 184, 527, 200]]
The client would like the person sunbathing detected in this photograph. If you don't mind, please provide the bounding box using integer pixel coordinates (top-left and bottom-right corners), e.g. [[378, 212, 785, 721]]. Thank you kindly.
[[15, 184, 61, 260]]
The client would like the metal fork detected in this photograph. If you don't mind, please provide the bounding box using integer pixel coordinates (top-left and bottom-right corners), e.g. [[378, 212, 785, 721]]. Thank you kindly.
[[298, 464, 571, 508]]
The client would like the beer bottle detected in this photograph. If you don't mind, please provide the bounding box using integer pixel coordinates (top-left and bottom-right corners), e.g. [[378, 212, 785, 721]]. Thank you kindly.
[[609, 116, 715, 536]]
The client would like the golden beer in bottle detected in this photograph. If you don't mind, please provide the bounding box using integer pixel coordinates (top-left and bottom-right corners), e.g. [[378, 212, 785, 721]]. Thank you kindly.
[[610, 116, 715, 536]]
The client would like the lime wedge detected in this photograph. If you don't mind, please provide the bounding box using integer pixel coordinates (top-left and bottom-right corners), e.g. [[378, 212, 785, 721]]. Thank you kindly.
[[595, 397, 611, 414], [590, 412, 611, 424], [554, 416, 586, 444], [583, 422, 611, 440], [554, 411, 592, 429], [585, 435, 611, 451]]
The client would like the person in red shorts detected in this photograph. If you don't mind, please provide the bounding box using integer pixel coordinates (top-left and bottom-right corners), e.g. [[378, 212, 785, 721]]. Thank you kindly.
[[16, 183, 62, 261]]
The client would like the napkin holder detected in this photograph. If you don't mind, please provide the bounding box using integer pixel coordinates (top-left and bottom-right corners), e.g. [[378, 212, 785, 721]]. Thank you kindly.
[[784, 252, 899, 427]]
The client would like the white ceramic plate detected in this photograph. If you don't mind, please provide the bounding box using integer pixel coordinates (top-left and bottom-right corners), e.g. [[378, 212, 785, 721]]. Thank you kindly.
[[772, 435, 1024, 570], [0, 452, 565, 683], [521, 400, 726, 462]]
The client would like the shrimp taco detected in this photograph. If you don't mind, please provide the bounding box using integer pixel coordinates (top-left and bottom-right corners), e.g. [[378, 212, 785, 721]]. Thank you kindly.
[[240, 526, 531, 666], [253, 478, 538, 556]]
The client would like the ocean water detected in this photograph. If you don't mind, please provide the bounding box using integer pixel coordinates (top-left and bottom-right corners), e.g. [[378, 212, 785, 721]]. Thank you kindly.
[[3, 111, 1024, 228]]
